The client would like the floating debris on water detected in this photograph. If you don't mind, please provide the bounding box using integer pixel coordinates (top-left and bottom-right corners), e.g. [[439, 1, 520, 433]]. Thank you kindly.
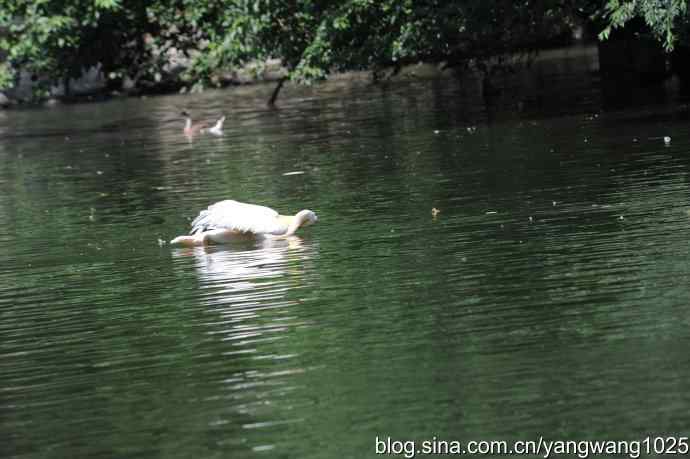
[[552, 201, 557, 206], [157, 238, 166, 247], [433, 130, 440, 134], [618, 215, 625, 221], [485, 210, 497, 215], [431, 207, 440, 217], [466, 126, 477, 134], [282, 171, 305, 176]]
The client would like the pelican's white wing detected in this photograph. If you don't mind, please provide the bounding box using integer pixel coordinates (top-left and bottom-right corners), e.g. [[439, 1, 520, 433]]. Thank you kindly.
[[190, 200, 286, 235]]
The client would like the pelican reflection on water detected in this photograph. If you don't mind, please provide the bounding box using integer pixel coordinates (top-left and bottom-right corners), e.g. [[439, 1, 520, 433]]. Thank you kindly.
[[171, 236, 318, 300]]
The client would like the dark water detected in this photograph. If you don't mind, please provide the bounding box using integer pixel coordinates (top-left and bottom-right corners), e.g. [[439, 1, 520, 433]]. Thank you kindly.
[[2, 47, 690, 458]]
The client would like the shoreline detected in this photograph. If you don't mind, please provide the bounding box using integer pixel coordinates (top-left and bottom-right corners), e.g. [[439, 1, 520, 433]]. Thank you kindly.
[[0, 44, 598, 110]]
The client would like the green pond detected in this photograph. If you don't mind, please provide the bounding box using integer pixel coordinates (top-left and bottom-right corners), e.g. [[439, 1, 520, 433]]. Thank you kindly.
[[2, 48, 690, 458]]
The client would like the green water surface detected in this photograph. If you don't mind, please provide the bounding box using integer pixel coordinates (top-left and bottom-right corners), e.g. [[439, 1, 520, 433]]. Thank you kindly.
[[2, 49, 690, 458]]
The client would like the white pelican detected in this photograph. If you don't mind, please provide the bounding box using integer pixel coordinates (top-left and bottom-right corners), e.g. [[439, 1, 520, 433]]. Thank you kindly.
[[170, 200, 318, 246], [182, 111, 225, 137]]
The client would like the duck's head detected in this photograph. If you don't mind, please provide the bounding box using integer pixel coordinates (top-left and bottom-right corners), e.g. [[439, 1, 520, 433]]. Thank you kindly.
[[180, 110, 191, 118]]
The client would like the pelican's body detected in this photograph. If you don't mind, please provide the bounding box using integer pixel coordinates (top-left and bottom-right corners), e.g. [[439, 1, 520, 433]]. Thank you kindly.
[[182, 111, 225, 137], [170, 200, 317, 246]]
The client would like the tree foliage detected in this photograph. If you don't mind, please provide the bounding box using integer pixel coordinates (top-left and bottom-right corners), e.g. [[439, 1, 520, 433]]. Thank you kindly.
[[2, 1, 685, 102], [598, 0, 688, 50]]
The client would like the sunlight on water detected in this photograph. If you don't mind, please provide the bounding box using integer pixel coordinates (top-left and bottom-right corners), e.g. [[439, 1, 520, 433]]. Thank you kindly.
[[2, 49, 690, 458]]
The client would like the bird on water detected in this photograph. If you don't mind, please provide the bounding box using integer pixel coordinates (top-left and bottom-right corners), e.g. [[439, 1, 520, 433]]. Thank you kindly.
[[170, 200, 318, 246], [182, 110, 225, 137]]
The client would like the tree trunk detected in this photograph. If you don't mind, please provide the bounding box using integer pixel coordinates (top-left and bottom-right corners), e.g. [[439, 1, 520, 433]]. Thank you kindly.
[[63, 74, 71, 97], [267, 77, 287, 107]]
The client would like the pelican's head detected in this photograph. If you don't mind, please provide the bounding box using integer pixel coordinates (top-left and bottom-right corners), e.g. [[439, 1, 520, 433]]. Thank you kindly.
[[297, 209, 318, 227]]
